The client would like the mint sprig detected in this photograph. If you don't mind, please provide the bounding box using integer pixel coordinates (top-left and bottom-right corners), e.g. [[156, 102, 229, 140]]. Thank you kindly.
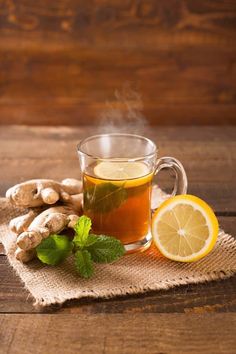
[[36, 215, 125, 278]]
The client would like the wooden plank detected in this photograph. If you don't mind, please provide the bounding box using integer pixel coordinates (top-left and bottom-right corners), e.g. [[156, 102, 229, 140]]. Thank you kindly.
[[0, 125, 236, 141], [0, 50, 235, 105], [1, 313, 236, 354], [0, 48, 235, 103], [0, 1, 235, 125], [0, 217, 235, 314], [1, 126, 235, 162], [0, 90, 235, 126], [1, 0, 236, 41]]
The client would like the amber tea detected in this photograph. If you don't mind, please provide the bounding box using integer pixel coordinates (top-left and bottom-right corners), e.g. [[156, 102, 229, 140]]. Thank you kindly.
[[78, 133, 187, 253], [83, 161, 153, 246]]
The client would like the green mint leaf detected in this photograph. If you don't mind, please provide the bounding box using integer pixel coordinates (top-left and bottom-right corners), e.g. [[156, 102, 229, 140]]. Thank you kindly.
[[73, 215, 92, 247], [85, 234, 99, 247], [87, 235, 125, 263], [36, 235, 73, 266], [84, 182, 127, 213], [75, 250, 94, 278]]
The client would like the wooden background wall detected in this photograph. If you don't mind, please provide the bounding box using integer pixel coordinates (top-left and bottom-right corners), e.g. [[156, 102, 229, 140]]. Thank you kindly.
[[0, 0, 236, 125]]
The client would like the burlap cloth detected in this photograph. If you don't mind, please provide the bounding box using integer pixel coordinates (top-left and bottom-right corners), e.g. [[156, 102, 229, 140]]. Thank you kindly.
[[0, 190, 236, 307]]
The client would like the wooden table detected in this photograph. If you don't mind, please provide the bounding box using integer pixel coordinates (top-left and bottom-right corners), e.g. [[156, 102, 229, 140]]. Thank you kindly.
[[0, 125, 235, 354]]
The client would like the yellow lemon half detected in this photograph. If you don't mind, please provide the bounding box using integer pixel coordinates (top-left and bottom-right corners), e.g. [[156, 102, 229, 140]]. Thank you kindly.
[[152, 195, 219, 262]]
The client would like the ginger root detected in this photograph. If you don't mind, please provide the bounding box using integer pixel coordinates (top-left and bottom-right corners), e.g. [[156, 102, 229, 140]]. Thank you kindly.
[[9, 210, 38, 234], [15, 247, 36, 263], [6, 178, 83, 263], [6, 178, 83, 208], [16, 206, 79, 252]]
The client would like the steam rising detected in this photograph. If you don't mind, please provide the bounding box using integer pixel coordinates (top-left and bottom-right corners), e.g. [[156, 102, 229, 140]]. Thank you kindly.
[[98, 85, 147, 134]]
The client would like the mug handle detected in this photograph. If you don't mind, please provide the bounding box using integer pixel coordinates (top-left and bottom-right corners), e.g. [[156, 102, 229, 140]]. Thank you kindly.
[[154, 156, 188, 202]]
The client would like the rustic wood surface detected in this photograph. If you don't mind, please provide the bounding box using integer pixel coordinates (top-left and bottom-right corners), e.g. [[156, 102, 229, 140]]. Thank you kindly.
[[1, 314, 236, 354], [0, 0, 236, 125], [0, 125, 235, 353]]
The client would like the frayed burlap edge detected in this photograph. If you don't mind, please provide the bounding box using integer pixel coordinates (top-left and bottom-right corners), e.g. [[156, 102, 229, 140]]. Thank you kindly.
[[34, 268, 235, 307]]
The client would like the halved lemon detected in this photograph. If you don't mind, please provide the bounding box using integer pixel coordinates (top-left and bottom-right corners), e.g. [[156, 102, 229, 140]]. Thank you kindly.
[[93, 161, 152, 187], [152, 195, 219, 262]]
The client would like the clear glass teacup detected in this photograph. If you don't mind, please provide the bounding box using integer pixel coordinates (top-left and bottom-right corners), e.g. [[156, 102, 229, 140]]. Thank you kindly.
[[78, 133, 187, 253]]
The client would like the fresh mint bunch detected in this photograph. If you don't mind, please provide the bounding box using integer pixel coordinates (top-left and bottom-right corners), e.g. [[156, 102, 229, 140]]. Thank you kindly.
[[36, 215, 125, 278]]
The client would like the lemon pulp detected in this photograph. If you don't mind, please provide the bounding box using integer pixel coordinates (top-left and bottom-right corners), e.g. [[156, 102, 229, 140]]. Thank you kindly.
[[152, 195, 219, 262]]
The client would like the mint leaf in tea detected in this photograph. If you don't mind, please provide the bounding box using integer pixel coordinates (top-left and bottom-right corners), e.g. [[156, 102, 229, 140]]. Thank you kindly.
[[84, 182, 127, 213]]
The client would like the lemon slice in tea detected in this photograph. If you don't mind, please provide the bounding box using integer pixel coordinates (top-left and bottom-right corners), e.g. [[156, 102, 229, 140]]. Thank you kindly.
[[94, 161, 149, 180], [152, 195, 219, 262], [93, 161, 152, 188]]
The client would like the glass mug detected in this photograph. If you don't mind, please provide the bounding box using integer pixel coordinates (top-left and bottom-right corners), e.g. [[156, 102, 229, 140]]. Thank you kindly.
[[77, 134, 187, 253]]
